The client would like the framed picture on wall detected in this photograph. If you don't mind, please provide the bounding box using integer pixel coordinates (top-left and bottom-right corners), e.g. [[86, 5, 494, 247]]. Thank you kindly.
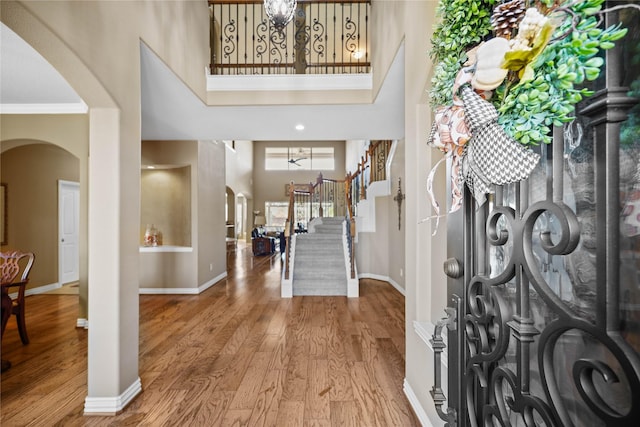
[[1, 183, 6, 245]]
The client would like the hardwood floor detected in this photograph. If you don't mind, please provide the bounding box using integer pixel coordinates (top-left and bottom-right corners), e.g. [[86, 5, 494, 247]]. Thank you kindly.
[[1, 243, 419, 426]]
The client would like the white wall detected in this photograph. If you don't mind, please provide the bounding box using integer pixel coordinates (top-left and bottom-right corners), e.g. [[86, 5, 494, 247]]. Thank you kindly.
[[345, 139, 367, 174]]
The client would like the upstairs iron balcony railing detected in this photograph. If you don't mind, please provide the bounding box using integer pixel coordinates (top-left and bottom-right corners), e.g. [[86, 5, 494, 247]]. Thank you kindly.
[[209, 0, 370, 75]]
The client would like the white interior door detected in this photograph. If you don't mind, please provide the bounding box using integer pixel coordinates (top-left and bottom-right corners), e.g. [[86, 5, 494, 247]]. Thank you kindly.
[[59, 180, 80, 285]]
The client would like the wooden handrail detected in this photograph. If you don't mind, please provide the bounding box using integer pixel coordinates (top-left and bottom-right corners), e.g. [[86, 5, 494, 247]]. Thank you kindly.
[[284, 181, 295, 280], [349, 218, 356, 278], [283, 140, 391, 281]]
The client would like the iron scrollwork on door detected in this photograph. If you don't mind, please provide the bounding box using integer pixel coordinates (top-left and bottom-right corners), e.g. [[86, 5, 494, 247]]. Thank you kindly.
[[458, 91, 640, 426], [438, 3, 640, 426], [460, 136, 640, 426]]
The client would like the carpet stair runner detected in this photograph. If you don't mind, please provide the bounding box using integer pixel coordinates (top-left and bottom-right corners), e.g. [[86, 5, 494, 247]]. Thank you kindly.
[[292, 217, 348, 296]]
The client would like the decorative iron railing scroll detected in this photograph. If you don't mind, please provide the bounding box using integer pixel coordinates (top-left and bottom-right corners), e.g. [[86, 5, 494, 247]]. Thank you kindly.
[[209, 0, 370, 75]]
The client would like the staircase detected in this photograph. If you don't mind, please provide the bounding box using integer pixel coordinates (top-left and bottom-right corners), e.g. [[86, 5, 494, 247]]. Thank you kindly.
[[291, 217, 348, 296]]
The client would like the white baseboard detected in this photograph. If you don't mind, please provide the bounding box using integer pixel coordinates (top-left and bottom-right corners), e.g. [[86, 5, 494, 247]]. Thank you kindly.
[[357, 273, 405, 296], [281, 279, 293, 298], [347, 277, 359, 298], [139, 272, 227, 295], [8, 282, 60, 298], [139, 287, 200, 295], [404, 378, 434, 427], [198, 272, 227, 293], [84, 377, 142, 415]]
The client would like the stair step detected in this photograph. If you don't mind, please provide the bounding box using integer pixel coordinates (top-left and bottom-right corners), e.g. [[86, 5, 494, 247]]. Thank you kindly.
[[295, 247, 342, 252], [294, 253, 343, 262], [293, 269, 345, 280], [291, 279, 347, 296], [297, 234, 342, 240], [314, 224, 343, 234], [319, 217, 345, 224]]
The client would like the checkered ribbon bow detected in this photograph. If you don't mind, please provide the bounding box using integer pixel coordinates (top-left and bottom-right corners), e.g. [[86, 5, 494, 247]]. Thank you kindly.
[[460, 84, 540, 204]]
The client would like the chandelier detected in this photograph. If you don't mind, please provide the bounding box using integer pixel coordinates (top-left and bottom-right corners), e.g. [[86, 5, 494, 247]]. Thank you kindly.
[[264, 0, 297, 32]]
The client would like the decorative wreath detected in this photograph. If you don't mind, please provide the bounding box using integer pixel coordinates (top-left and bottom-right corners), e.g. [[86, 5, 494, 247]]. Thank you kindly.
[[426, 0, 631, 215]]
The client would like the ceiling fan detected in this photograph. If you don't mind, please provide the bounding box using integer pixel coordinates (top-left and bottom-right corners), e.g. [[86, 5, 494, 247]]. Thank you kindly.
[[288, 157, 307, 166]]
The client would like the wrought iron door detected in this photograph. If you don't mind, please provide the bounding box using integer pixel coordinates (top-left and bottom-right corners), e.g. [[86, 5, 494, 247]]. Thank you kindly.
[[433, 3, 640, 426]]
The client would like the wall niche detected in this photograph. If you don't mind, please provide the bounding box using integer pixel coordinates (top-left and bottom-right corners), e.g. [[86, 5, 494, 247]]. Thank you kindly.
[[140, 166, 191, 247]]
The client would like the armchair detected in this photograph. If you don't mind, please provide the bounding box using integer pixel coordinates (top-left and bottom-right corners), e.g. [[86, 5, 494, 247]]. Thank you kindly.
[[1, 250, 35, 345]]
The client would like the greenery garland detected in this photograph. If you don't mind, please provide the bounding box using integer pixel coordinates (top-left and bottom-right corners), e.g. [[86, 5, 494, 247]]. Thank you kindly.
[[429, 0, 498, 107], [429, 0, 629, 146]]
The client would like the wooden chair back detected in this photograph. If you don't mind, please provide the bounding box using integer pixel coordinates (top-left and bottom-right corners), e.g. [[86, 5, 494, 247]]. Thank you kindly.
[[1, 251, 35, 286], [1, 250, 36, 344]]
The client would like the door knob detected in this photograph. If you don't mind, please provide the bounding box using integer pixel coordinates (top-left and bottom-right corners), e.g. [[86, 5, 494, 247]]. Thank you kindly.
[[443, 257, 463, 278]]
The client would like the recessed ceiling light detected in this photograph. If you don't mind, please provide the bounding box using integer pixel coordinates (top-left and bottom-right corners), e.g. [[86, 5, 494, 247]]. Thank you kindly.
[[295, 124, 305, 131]]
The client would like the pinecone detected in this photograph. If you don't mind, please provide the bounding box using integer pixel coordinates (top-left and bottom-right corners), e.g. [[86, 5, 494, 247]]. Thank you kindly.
[[491, 0, 527, 39]]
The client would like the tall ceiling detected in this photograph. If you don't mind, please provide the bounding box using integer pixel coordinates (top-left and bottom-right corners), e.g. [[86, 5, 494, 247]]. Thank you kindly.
[[0, 23, 85, 113], [1, 22, 404, 142]]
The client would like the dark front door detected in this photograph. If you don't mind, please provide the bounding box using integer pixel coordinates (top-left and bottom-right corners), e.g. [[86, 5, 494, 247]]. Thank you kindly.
[[435, 3, 640, 426]]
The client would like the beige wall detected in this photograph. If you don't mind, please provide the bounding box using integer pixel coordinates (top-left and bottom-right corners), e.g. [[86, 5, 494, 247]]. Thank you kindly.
[[1, 143, 79, 290], [1, 114, 89, 319], [0, 0, 211, 401], [347, 138, 405, 291], [141, 167, 191, 247], [252, 140, 346, 216], [370, 0, 405, 98], [388, 140, 406, 288], [139, 140, 226, 290], [401, 2, 449, 426], [141, 140, 197, 249], [197, 140, 227, 285], [140, 140, 197, 290], [355, 197, 390, 277]]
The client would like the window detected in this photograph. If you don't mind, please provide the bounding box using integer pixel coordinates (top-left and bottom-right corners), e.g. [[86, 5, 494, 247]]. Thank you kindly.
[[310, 147, 334, 170], [265, 147, 335, 171], [265, 147, 289, 170]]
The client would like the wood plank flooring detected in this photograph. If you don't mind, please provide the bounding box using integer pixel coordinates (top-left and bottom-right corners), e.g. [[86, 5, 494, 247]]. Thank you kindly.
[[1, 243, 419, 426]]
